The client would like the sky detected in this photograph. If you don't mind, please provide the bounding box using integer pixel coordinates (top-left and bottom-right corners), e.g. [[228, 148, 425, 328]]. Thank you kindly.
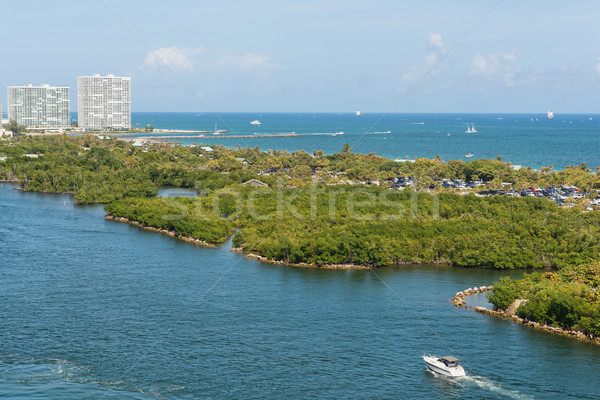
[[2, 0, 600, 113]]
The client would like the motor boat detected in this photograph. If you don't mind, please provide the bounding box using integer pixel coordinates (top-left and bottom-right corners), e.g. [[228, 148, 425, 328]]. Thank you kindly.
[[250, 120, 261, 125], [422, 355, 466, 377]]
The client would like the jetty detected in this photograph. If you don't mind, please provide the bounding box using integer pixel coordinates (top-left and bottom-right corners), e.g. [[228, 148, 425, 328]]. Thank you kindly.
[[140, 133, 301, 140]]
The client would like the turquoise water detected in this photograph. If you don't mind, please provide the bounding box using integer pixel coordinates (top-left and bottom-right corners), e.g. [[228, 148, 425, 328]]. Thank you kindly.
[[126, 112, 600, 170], [2, 183, 600, 399]]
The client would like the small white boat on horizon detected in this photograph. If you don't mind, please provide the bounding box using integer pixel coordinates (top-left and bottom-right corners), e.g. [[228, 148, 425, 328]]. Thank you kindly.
[[250, 120, 262, 125], [465, 123, 477, 133], [422, 355, 466, 377], [355, 110, 363, 116], [466, 153, 474, 158], [547, 110, 554, 119]]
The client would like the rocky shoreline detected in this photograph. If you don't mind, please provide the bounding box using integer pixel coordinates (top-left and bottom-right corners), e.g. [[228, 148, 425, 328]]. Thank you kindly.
[[452, 286, 600, 345], [230, 248, 373, 269], [104, 214, 217, 247]]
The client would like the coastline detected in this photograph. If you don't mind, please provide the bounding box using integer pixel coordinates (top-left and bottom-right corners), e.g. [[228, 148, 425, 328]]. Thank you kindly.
[[104, 214, 217, 247], [230, 248, 373, 270], [12, 186, 75, 195], [452, 286, 600, 345]]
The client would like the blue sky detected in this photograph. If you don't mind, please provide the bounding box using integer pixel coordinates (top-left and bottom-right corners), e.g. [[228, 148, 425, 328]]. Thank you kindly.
[[2, 0, 600, 112]]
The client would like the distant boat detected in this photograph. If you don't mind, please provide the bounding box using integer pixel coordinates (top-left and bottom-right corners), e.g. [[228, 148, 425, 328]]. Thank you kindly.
[[547, 110, 554, 119], [355, 110, 363, 116], [466, 153, 474, 158], [465, 123, 477, 133], [497, 117, 504, 120], [250, 120, 261, 125]]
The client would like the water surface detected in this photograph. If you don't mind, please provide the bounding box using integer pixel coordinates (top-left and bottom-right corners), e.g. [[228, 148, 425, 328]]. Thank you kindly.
[[1, 183, 599, 399]]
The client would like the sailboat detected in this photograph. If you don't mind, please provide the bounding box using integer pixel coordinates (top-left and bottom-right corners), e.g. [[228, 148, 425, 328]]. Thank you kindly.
[[470, 123, 477, 133], [355, 111, 363, 116], [547, 110, 554, 119]]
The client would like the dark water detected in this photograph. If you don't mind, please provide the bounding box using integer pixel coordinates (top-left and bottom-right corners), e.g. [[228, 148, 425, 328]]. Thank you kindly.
[[124, 112, 600, 170], [1, 183, 600, 399]]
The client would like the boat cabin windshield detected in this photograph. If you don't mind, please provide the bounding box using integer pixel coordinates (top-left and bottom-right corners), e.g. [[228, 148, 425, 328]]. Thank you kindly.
[[439, 356, 460, 367]]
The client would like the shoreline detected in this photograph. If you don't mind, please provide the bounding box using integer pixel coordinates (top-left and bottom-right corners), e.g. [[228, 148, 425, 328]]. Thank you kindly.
[[452, 286, 600, 345], [231, 248, 455, 270], [12, 186, 75, 195], [230, 248, 373, 270], [104, 215, 218, 247]]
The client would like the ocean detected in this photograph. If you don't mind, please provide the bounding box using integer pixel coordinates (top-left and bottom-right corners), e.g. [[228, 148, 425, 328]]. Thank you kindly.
[[121, 112, 600, 170]]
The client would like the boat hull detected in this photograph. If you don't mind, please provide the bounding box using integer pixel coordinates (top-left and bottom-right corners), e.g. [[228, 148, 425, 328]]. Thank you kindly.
[[422, 356, 465, 377]]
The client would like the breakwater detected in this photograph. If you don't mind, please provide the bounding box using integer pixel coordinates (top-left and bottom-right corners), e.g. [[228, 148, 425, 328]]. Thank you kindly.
[[141, 133, 301, 140], [452, 285, 599, 344]]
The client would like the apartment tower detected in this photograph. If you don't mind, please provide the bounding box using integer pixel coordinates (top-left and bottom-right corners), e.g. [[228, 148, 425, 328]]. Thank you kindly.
[[7, 84, 70, 129], [78, 74, 131, 130]]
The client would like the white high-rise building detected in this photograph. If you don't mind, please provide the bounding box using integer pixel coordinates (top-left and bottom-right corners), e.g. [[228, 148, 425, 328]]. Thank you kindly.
[[0, 102, 6, 136], [7, 84, 70, 129], [78, 74, 131, 130]]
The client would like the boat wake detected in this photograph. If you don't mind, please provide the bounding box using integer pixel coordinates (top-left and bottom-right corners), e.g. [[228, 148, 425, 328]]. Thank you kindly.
[[462, 375, 534, 400], [426, 370, 533, 399], [0, 357, 149, 399]]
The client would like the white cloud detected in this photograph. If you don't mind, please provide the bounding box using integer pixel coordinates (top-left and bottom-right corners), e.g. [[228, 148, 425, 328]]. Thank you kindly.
[[401, 33, 447, 84], [468, 52, 518, 86], [427, 33, 446, 55], [596, 57, 600, 78], [142, 47, 204, 71], [213, 53, 278, 70]]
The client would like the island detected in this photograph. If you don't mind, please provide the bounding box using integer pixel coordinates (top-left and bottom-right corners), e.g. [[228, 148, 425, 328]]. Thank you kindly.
[[2, 134, 600, 342]]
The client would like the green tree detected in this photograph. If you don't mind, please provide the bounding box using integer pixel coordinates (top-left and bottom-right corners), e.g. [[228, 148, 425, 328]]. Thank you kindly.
[[4, 119, 26, 134]]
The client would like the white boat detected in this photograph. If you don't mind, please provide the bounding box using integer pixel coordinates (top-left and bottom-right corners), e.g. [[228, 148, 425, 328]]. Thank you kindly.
[[547, 110, 554, 119], [466, 153, 474, 158], [422, 355, 466, 377], [250, 120, 261, 125], [471, 123, 477, 133], [465, 124, 472, 133], [355, 110, 363, 116], [332, 131, 344, 136]]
